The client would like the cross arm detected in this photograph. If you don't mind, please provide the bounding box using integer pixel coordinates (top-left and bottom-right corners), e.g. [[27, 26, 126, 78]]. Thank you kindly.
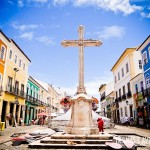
[[61, 40, 79, 47], [84, 40, 102, 47]]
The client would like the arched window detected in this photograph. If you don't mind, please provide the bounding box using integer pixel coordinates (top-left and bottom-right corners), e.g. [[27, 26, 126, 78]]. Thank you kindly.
[[0, 46, 5, 60]]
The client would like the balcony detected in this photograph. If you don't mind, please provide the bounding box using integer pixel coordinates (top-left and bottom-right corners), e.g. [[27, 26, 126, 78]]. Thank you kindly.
[[118, 97, 122, 102], [126, 91, 132, 98], [115, 98, 118, 103], [5, 85, 26, 98], [121, 94, 126, 100], [101, 96, 105, 101]]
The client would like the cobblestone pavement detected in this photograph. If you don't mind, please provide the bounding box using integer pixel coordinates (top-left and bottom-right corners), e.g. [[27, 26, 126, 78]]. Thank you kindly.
[[0, 125, 150, 150]]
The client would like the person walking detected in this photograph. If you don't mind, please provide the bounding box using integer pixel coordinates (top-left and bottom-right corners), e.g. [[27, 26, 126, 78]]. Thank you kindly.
[[129, 116, 134, 127], [97, 118, 104, 133]]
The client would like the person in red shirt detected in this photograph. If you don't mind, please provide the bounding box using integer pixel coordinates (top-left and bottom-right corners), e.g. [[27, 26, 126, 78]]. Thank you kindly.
[[97, 118, 104, 132]]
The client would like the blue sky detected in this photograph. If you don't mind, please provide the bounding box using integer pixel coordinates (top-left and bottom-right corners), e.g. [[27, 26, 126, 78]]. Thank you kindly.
[[0, 0, 150, 98]]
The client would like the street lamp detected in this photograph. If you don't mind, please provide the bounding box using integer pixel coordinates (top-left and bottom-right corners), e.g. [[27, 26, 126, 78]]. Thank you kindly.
[[14, 68, 19, 104]]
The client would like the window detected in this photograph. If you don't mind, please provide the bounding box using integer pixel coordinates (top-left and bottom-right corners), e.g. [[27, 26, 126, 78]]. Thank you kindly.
[[0, 46, 5, 60], [122, 68, 124, 77], [142, 52, 148, 65], [116, 91, 118, 98], [148, 46, 150, 58], [115, 76, 117, 84], [135, 84, 138, 93], [19, 59, 22, 68], [123, 86, 126, 95], [7, 76, 12, 87], [140, 81, 144, 92], [120, 108, 123, 117], [9, 50, 13, 60], [139, 60, 142, 69], [119, 88, 121, 97], [21, 84, 24, 92], [14, 55, 17, 64], [0, 73, 2, 82], [14, 81, 19, 94], [23, 63, 25, 71], [127, 82, 131, 92], [126, 63, 129, 73], [146, 77, 150, 88], [118, 72, 120, 81], [125, 106, 128, 116]]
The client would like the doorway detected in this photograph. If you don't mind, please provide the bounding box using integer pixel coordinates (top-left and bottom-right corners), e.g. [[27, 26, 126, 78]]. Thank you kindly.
[[130, 105, 133, 117], [1, 101, 7, 122]]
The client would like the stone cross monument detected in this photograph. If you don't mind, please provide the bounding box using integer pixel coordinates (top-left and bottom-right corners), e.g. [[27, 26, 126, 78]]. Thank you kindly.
[[62, 25, 101, 94], [61, 25, 102, 135]]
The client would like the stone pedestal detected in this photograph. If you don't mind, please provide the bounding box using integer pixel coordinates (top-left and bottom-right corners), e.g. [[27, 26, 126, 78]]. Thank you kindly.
[[64, 93, 99, 135]]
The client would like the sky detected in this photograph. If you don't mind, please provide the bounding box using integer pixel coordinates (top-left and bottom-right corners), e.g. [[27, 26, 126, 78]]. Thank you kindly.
[[0, 0, 150, 99]]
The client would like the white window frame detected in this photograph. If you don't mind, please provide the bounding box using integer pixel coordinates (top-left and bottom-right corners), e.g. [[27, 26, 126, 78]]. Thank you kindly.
[[0, 73, 2, 83], [148, 46, 150, 59], [19, 59, 22, 68], [122, 68, 124, 77], [23, 63, 25, 71], [126, 63, 129, 73], [0, 45, 5, 60], [9, 50, 13, 60], [118, 72, 120, 81], [142, 51, 148, 65], [115, 75, 117, 84], [14, 54, 18, 64]]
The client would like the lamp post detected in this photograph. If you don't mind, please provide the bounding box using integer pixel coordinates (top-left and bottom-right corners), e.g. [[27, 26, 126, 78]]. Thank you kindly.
[[14, 68, 19, 104]]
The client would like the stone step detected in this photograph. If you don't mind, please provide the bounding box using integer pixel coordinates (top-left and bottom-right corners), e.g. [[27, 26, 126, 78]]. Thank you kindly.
[[41, 137, 113, 144], [51, 133, 113, 140], [28, 140, 135, 150], [28, 140, 108, 149]]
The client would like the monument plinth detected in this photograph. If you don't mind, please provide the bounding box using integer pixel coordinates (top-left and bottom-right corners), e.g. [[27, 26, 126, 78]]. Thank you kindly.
[[61, 25, 102, 135], [64, 93, 99, 135]]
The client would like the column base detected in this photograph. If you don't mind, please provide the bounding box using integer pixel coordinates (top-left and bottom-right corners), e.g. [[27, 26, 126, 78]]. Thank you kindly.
[[64, 126, 99, 135]]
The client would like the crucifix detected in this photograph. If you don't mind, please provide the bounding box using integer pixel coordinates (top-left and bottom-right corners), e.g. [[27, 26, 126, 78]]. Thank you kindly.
[[61, 25, 102, 94]]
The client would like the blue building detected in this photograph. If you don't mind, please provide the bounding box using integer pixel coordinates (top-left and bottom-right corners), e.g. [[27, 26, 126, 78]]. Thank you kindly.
[[137, 35, 150, 128]]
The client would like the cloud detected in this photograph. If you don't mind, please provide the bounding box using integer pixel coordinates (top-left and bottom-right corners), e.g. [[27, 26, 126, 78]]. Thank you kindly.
[[61, 72, 113, 98], [36, 36, 56, 45], [53, 0, 142, 15], [20, 32, 33, 40], [95, 25, 125, 40], [18, 0, 24, 7], [141, 12, 150, 18], [8, 0, 14, 5], [53, 0, 69, 6], [28, 0, 48, 3], [11, 22, 39, 31]]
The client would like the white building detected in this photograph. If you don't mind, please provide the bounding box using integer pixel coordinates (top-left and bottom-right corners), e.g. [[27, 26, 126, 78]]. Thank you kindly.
[[111, 48, 143, 123]]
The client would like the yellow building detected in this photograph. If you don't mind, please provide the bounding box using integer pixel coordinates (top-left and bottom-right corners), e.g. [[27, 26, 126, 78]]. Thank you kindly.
[[0, 30, 9, 123], [0, 30, 31, 127]]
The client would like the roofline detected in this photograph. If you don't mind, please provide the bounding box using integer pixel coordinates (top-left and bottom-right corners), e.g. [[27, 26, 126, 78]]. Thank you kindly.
[[29, 76, 49, 93], [130, 73, 143, 81], [11, 39, 31, 62], [99, 84, 106, 91], [48, 84, 59, 94], [0, 29, 11, 42], [111, 48, 136, 71], [136, 35, 150, 51]]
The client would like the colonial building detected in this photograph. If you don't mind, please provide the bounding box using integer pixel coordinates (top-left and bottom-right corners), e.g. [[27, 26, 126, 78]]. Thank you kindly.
[[0, 30, 9, 122], [0, 30, 31, 127], [130, 73, 146, 126], [111, 47, 143, 123], [25, 76, 48, 125], [136, 35, 150, 128], [99, 84, 106, 117], [99, 82, 115, 120]]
